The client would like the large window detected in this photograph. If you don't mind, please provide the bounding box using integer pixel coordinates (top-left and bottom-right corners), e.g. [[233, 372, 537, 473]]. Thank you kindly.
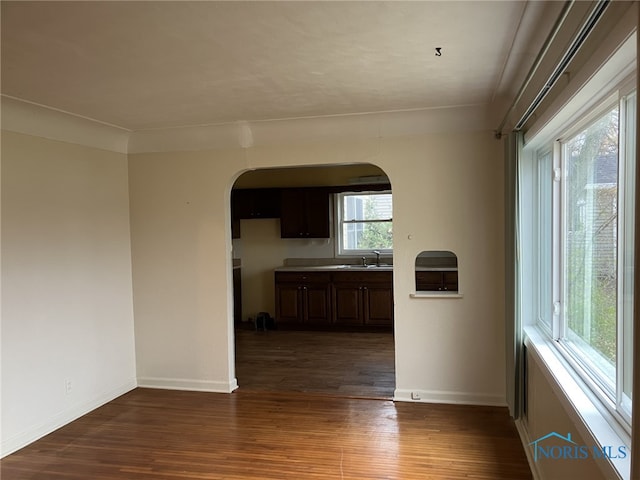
[[336, 191, 392, 255], [531, 89, 635, 426]]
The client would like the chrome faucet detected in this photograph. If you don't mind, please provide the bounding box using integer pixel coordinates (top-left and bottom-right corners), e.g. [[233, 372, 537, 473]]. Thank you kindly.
[[373, 250, 381, 266], [361, 256, 367, 266]]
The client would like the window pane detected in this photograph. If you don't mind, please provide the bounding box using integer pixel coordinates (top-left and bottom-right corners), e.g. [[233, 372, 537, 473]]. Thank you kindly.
[[343, 193, 392, 221], [563, 106, 618, 387], [342, 221, 393, 250]]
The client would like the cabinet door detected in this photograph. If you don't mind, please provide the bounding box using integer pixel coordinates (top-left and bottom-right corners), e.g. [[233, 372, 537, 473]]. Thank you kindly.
[[304, 285, 331, 325], [233, 189, 280, 219], [275, 284, 303, 324], [280, 189, 307, 238], [415, 271, 443, 291], [280, 188, 330, 238], [363, 285, 393, 326], [442, 271, 458, 292], [303, 189, 330, 238], [332, 284, 363, 325]]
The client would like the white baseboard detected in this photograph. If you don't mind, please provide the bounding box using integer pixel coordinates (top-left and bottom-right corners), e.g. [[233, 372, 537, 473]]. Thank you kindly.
[[1, 379, 137, 458], [515, 419, 543, 480], [394, 388, 506, 407], [137, 376, 238, 393]]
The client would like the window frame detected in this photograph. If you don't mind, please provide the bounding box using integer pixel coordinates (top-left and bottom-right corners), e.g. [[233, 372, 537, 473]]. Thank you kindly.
[[334, 190, 393, 257], [530, 82, 635, 433]]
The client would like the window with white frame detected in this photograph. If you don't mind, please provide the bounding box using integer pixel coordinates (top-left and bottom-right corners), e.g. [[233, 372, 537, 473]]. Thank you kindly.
[[530, 87, 635, 426], [336, 191, 392, 255]]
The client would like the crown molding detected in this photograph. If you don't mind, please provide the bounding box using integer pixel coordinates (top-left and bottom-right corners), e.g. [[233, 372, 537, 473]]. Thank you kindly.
[[128, 104, 490, 154], [1, 96, 130, 153], [1, 96, 490, 155]]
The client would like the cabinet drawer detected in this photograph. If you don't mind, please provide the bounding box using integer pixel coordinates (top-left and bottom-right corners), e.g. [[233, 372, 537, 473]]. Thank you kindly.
[[331, 271, 392, 284], [275, 271, 331, 284]]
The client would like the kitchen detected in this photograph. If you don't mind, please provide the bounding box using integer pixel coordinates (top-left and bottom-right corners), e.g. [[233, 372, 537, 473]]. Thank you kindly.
[[231, 163, 396, 396]]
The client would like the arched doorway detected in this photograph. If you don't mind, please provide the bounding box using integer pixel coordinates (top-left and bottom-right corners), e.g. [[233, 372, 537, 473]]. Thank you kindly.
[[229, 163, 395, 398]]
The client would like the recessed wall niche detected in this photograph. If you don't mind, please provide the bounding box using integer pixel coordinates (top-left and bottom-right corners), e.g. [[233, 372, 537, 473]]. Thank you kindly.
[[415, 251, 458, 293]]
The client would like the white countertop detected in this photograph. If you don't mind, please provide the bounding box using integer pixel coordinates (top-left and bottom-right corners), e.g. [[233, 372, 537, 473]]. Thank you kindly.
[[275, 265, 393, 272], [274, 265, 457, 272]]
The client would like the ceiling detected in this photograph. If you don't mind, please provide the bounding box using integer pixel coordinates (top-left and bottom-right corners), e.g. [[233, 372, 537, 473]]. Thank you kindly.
[[1, 1, 553, 132]]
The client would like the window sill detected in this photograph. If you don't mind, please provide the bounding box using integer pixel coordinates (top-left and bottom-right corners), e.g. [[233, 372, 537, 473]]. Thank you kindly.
[[523, 325, 630, 480], [410, 292, 463, 299]]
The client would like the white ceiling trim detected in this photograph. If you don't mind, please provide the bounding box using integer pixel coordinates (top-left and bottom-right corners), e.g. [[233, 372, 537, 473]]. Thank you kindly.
[[1, 96, 491, 154], [128, 104, 491, 154], [1, 95, 130, 153]]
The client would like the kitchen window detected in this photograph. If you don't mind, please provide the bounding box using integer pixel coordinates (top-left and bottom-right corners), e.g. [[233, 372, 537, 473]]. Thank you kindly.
[[336, 191, 393, 255]]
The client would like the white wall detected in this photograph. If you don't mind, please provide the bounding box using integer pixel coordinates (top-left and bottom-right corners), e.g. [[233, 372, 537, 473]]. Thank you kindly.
[[129, 129, 506, 405], [1, 131, 137, 456], [237, 218, 335, 321], [128, 149, 242, 392]]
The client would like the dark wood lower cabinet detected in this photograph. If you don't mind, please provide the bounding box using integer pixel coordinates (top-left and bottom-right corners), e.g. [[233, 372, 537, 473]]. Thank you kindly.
[[332, 271, 393, 327], [332, 283, 363, 326], [275, 272, 331, 326], [275, 270, 393, 329], [363, 285, 394, 326]]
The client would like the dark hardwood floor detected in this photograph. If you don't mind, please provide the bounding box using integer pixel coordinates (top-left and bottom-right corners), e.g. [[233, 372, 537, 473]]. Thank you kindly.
[[1, 329, 532, 479], [1, 388, 532, 479], [234, 328, 396, 398]]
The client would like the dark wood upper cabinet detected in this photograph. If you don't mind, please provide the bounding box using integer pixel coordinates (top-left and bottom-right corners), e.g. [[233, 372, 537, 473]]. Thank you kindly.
[[232, 188, 281, 219], [280, 188, 330, 238]]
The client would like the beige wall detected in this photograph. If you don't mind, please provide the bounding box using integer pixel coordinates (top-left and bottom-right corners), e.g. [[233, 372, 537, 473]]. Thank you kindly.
[[129, 130, 507, 404], [1, 131, 136, 456], [525, 354, 607, 480]]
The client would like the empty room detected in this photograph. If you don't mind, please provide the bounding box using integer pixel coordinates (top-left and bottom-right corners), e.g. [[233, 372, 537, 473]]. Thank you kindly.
[[1, 1, 639, 479]]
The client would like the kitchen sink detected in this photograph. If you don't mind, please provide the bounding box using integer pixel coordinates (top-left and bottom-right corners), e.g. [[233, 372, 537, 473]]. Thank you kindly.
[[345, 264, 392, 269]]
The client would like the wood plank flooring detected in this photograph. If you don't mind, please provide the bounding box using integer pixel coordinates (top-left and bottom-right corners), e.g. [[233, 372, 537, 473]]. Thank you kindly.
[[234, 329, 395, 398], [1, 388, 532, 479]]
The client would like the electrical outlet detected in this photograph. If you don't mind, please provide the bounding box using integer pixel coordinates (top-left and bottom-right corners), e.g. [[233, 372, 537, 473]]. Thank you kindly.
[[411, 391, 421, 400], [64, 379, 72, 394]]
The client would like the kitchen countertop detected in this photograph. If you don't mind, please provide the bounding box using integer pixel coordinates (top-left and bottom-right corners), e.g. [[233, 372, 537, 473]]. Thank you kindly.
[[275, 264, 393, 272], [274, 265, 457, 272]]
